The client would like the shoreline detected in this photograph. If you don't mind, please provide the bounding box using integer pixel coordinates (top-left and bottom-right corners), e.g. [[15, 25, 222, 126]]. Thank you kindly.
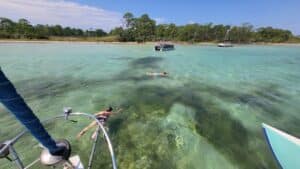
[[0, 39, 140, 45], [0, 39, 300, 46]]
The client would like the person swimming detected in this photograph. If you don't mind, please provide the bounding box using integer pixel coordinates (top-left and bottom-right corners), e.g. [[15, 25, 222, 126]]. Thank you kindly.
[[77, 107, 122, 140], [146, 71, 168, 77]]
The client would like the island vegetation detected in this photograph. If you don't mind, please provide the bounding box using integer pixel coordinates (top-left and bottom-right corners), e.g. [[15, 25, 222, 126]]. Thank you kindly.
[[1, 12, 299, 43]]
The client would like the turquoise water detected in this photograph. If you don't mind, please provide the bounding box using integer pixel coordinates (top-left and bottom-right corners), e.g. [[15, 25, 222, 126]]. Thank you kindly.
[[0, 43, 300, 169]]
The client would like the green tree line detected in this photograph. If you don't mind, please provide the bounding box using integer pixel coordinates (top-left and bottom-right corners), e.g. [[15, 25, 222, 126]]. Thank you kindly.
[[110, 12, 297, 43], [1, 13, 299, 43], [0, 17, 107, 39]]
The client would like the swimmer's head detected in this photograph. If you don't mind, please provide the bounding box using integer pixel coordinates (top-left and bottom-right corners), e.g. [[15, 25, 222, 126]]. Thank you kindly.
[[106, 107, 113, 112], [163, 72, 168, 75]]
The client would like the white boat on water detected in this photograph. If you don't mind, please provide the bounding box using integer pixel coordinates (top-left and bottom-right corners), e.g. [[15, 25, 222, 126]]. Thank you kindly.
[[218, 29, 233, 47], [154, 43, 175, 51], [218, 42, 233, 47]]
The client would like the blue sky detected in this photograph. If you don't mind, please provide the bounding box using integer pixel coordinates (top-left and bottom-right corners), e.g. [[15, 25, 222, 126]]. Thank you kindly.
[[0, 0, 299, 34], [73, 0, 300, 34]]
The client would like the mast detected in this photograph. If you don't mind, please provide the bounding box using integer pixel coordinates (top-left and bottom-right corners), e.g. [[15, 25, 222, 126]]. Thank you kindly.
[[0, 68, 69, 159], [224, 29, 230, 42]]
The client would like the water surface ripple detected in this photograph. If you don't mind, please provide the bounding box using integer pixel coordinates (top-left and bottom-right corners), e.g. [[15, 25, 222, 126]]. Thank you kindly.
[[0, 43, 300, 169]]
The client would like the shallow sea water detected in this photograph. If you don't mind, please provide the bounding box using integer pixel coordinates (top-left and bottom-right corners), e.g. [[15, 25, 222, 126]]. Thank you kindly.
[[0, 43, 300, 169]]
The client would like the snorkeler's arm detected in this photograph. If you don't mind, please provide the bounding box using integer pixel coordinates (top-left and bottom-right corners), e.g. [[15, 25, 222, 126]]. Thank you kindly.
[[110, 108, 123, 116], [94, 111, 105, 116], [146, 72, 154, 76], [76, 121, 97, 139], [115, 108, 123, 114]]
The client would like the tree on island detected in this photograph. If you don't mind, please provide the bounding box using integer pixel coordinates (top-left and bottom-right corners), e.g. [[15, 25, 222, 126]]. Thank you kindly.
[[0, 13, 299, 43], [0, 17, 106, 39]]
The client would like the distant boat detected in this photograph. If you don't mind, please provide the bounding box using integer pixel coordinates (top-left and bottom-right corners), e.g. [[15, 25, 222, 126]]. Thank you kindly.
[[218, 42, 233, 47], [218, 29, 233, 47], [262, 123, 300, 169], [155, 43, 175, 51]]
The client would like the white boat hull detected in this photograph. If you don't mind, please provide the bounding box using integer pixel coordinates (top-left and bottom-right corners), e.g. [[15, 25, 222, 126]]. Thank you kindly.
[[218, 43, 233, 47], [262, 123, 300, 169]]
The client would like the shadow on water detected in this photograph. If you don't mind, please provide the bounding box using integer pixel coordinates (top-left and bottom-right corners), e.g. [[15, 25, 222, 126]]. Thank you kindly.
[[104, 83, 285, 169], [12, 56, 165, 102], [110, 56, 133, 61], [3, 56, 290, 169], [0, 108, 25, 140], [6, 81, 282, 169], [13, 75, 151, 102], [189, 83, 287, 119], [177, 92, 256, 168], [130, 56, 164, 69]]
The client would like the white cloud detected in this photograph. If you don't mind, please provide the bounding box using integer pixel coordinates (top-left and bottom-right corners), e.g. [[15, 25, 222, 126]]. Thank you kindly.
[[154, 17, 166, 24], [0, 0, 122, 31], [188, 20, 195, 24]]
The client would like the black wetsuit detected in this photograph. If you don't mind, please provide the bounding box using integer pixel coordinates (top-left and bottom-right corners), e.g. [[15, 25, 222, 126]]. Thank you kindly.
[[96, 115, 109, 124]]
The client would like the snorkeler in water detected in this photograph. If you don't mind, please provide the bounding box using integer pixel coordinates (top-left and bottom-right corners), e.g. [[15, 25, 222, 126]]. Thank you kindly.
[[146, 71, 168, 77], [77, 107, 122, 140]]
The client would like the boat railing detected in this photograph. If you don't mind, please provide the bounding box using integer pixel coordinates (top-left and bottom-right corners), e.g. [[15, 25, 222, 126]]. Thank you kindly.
[[0, 110, 118, 169]]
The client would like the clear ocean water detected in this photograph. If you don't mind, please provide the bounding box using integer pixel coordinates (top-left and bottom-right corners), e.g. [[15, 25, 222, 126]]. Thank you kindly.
[[0, 42, 300, 169]]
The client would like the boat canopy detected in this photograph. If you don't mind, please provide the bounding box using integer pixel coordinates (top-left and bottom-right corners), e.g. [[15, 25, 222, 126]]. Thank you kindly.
[[154, 43, 174, 51]]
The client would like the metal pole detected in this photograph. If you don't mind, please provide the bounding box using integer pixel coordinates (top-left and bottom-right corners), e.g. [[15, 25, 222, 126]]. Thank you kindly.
[[88, 126, 100, 169], [0, 131, 27, 155], [9, 145, 24, 169], [71, 112, 118, 169], [2, 112, 118, 169], [24, 158, 40, 169], [0, 69, 60, 154]]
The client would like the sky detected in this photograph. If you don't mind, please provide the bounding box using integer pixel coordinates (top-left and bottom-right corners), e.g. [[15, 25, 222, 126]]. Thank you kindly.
[[0, 0, 299, 34]]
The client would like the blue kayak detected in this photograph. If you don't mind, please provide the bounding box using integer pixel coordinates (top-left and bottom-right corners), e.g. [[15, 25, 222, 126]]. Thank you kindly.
[[262, 123, 300, 169]]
